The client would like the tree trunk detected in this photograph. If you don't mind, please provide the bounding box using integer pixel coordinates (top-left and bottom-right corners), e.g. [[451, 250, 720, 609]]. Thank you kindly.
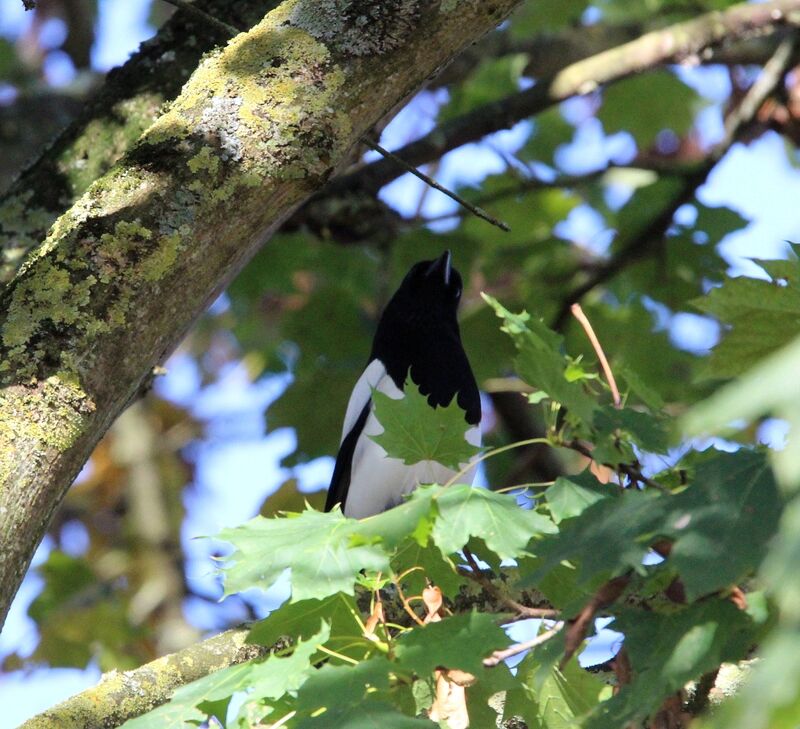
[[0, 0, 521, 630]]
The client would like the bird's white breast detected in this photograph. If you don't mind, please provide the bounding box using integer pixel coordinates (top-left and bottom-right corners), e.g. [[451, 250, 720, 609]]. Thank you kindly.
[[341, 360, 481, 519]]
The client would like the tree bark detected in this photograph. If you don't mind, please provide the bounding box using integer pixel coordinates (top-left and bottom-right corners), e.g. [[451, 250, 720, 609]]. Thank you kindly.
[[0, 0, 522, 631], [19, 624, 270, 729], [0, 0, 281, 282]]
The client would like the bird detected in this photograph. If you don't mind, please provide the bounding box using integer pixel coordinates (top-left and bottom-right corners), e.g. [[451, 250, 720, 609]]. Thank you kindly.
[[325, 250, 481, 518]]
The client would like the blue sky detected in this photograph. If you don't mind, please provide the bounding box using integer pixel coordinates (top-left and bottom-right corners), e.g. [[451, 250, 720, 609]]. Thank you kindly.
[[0, 1, 797, 724]]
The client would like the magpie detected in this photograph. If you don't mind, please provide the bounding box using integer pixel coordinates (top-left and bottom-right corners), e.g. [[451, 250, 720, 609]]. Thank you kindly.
[[325, 250, 481, 518]]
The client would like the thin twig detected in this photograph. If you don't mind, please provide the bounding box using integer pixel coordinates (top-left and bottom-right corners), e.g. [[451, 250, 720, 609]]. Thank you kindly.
[[483, 621, 566, 667], [160, 0, 241, 37], [392, 574, 425, 627], [553, 34, 797, 330], [462, 547, 561, 620], [571, 303, 621, 408], [360, 137, 510, 232], [718, 36, 795, 154], [566, 438, 670, 493]]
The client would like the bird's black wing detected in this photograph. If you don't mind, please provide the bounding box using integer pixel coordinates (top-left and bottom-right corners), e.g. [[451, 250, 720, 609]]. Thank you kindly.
[[325, 399, 371, 512]]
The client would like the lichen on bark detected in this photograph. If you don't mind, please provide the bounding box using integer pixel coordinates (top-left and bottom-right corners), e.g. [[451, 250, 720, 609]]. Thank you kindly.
[[290, 0, 421, 56]]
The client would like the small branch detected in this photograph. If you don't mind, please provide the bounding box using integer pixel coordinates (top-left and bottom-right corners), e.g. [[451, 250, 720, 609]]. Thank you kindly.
[[571, 303, 621, 408], [561, 574, 630, 668], [719, 36, 796, 152], [160, 0, 242, 37], [565, 439, 670, 493], [553, 34, 797, 329], [20, 624, 268, 729], [462, 547, 561, 620], [330, 0, 800, 196], [360, 137, 510, 232], [483, 621, 565, 667]]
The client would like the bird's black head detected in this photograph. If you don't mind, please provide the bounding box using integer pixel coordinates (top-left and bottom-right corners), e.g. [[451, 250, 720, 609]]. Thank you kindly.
[[383, 250, 463, 328]]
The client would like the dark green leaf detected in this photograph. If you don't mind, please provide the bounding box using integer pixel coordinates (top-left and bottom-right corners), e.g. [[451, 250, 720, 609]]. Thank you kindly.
[[370, 378, 482, 470], [693, 251, 800, 379], [666, 450, 783, 600], [586, 601, 755, 728], [598, 70, 702, 148], [248, 593, 361, 648], [484, 294, 597, 422], [395, 611, 510, 675]]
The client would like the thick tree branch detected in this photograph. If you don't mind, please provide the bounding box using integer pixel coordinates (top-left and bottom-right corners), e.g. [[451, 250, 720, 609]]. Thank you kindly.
[[328, 0, 800, 196], [0, 0, 522, 630], [0, 0, 281, 282], [19, 624, 270, 729]]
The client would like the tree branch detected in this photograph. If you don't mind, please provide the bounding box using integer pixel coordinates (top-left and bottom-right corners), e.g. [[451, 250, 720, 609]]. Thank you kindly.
[[19, 624, 270, 729], [551, 35, 796, 328], [0, 0, 280, 283], [328, 0, 800, 196], [160, 0, 243, 36]]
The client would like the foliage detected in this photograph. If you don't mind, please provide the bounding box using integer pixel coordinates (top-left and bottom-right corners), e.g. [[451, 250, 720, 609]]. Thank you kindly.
[[5, 0, 800, 726], [126, 293, 786, 727]]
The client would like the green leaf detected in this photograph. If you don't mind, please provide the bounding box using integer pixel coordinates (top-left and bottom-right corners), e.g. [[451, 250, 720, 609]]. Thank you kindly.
[[370, 377, 482, 470], [395, 611, 510, 675], [219, 509, 389, 601], [392, 536, 467, 596], [297, 698, 435, 728], [544, 474, 610, 524], [598, 70, 702, 148], [667, 450, 782, 600], [247, 593, 361, 648], [430, 484, 557, 560], [586, 601, 755, 728], [693, 251, 800, 379], [122, 624, 330, 729], [297, 657, 393, 713], [483, 294, 597, 423], [529, 488, 664, 589], [529, 450, 782, 601], [592, 406, 671, 460], [505, 654, 609, 728]]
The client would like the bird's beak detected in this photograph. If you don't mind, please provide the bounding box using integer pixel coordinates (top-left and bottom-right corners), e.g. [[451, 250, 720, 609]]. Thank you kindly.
[[426, 250, 452, 285]]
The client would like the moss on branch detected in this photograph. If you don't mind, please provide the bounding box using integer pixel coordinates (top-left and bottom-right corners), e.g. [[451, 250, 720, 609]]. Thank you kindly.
[[19, 625, 270, 729]]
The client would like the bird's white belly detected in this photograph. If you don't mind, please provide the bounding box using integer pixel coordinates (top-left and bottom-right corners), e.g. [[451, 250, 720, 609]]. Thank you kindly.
[[344, 409, 481, 519]]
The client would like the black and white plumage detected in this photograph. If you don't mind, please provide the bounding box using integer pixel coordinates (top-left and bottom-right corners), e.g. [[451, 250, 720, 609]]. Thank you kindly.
[[325, 251, 481, 518]]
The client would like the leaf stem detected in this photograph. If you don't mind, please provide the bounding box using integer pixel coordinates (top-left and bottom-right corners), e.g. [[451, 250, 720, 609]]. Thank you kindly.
[[570, 303, 621, 408], [442, 437, 552, 488]]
